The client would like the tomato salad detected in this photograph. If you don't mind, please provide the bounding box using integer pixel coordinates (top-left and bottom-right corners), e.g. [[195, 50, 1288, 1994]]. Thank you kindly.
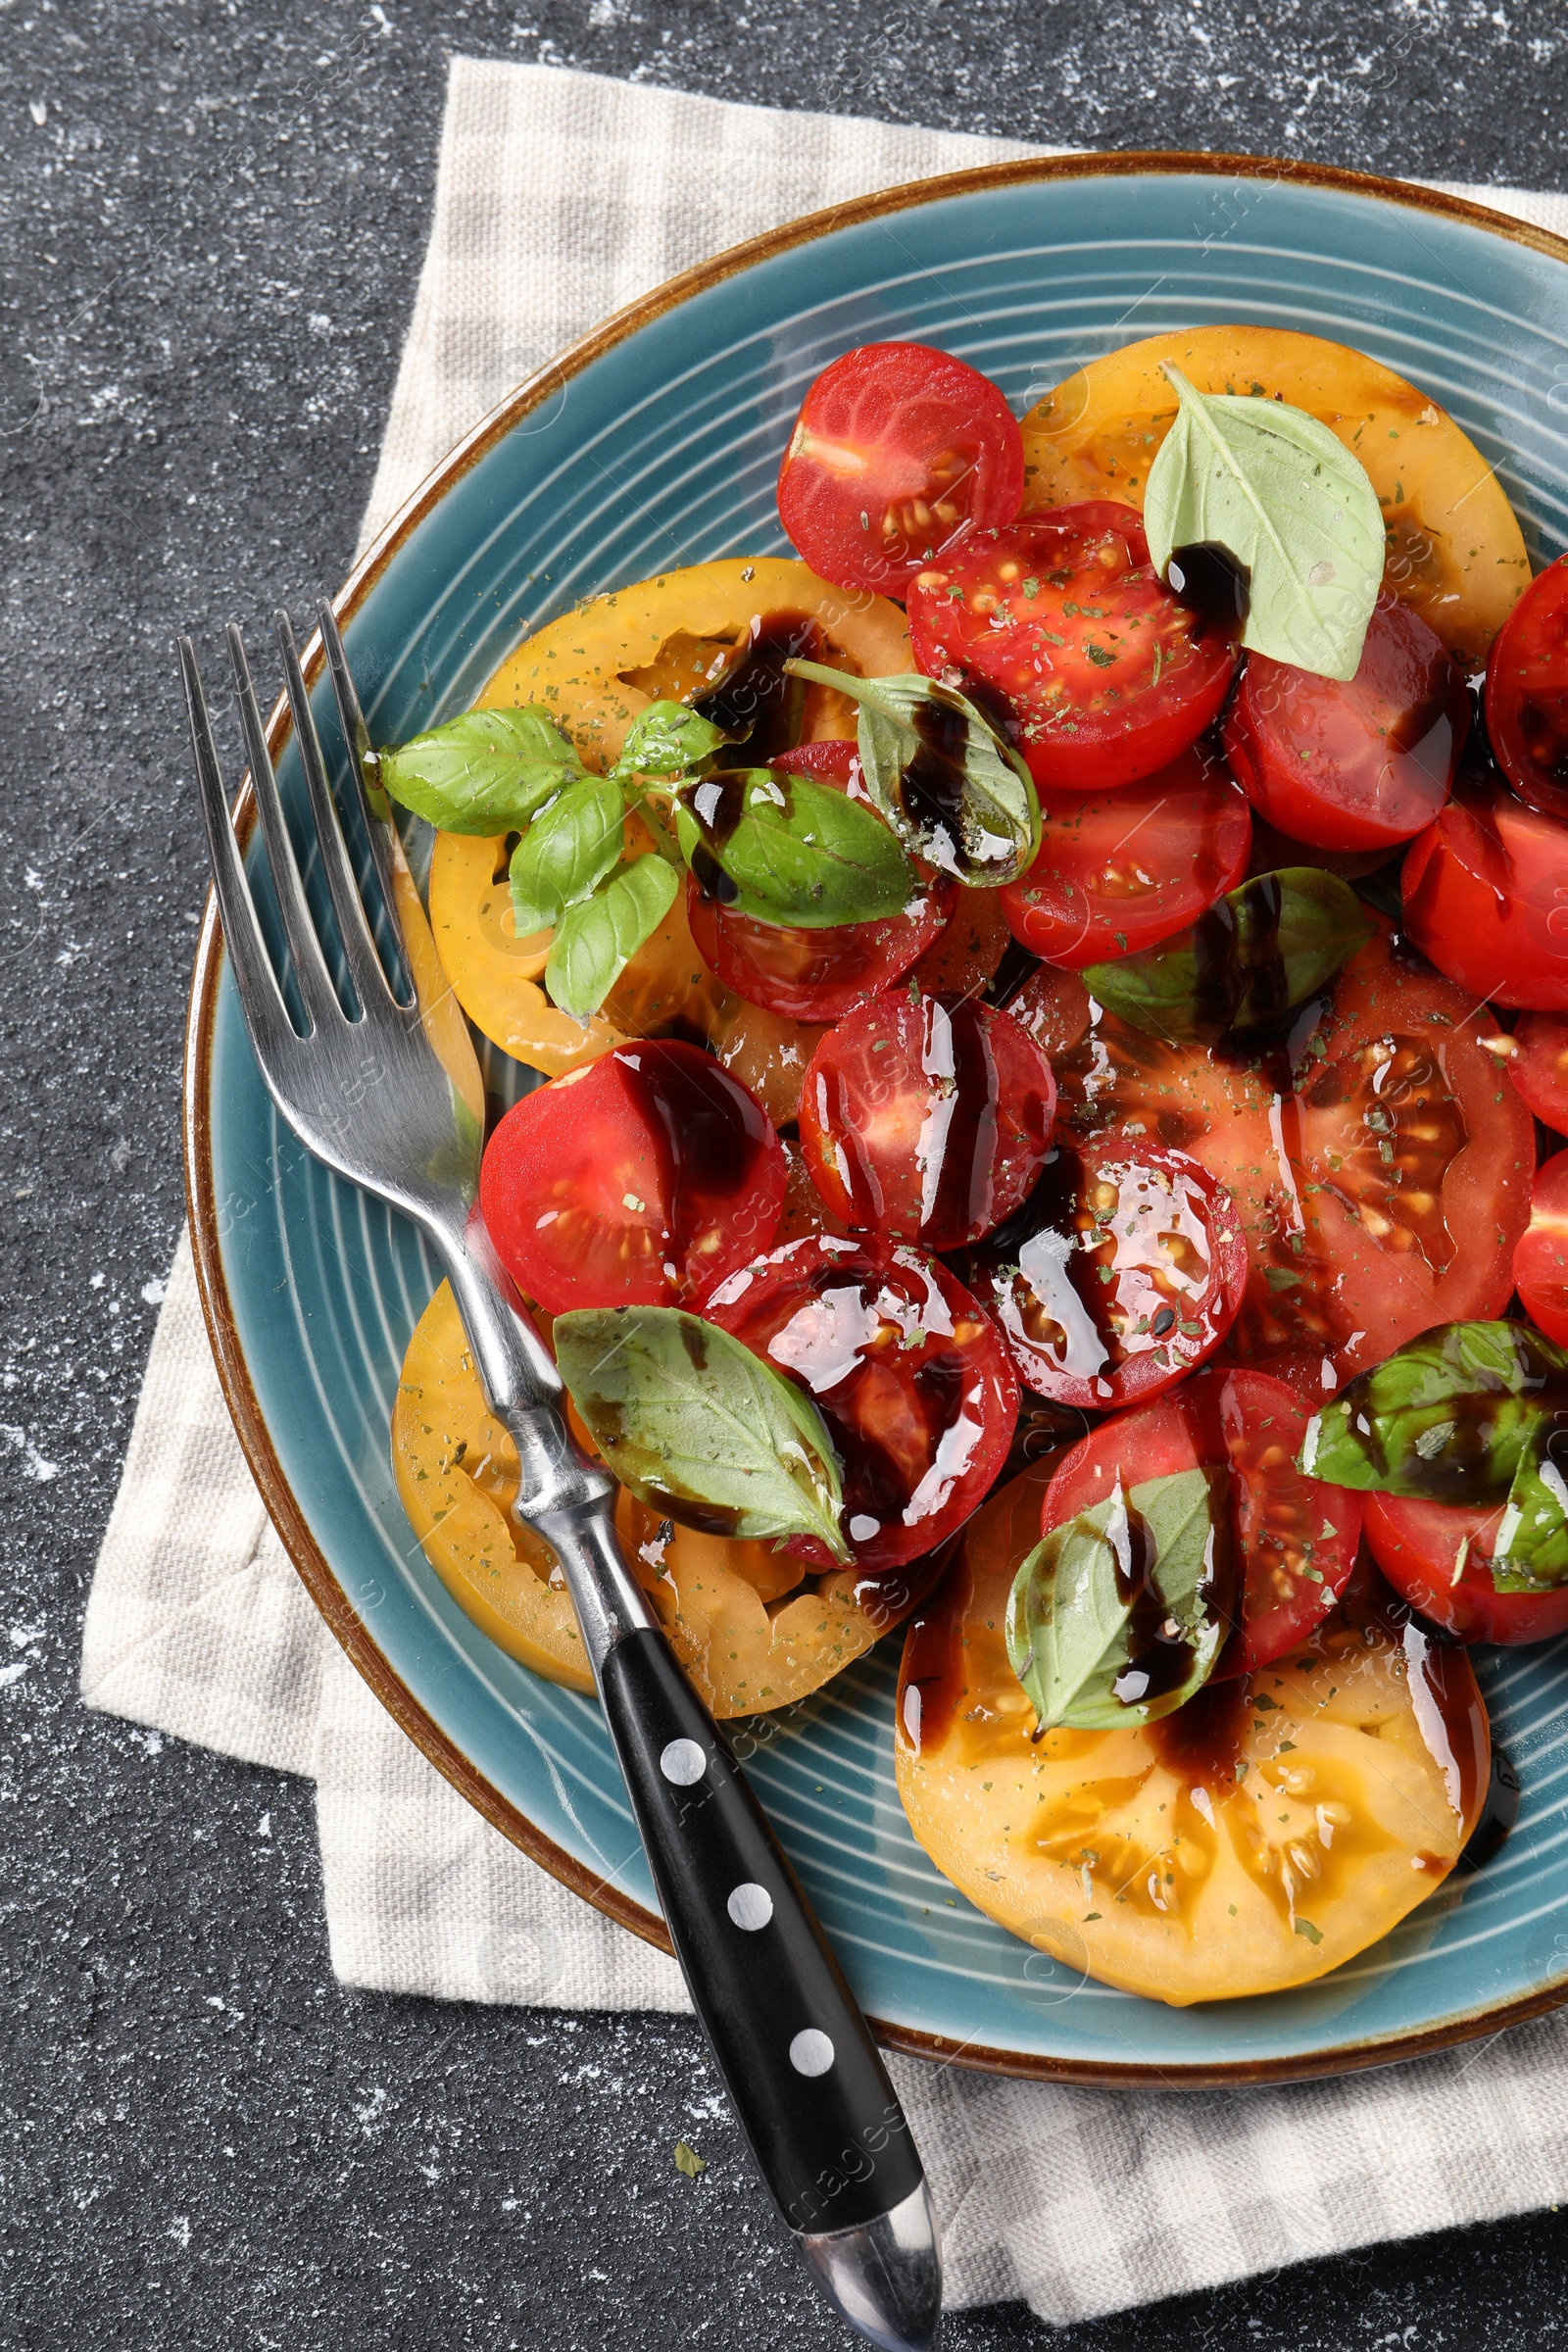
[[381, 322, 1568, 2007]]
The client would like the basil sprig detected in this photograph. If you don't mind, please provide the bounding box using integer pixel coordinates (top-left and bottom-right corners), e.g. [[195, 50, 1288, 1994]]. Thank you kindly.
[[1143, 366, 1385, 683], [783, 659, 1040, 887], [672, 766, 918, 929], [375, 708, 584, 835], [509, 770, 627, 938], [553, 1306, 851, 1562], [545, 854, 678, 1022], [1081, 868, 1373, 1046], [1004, 1466, 1231, 1733]]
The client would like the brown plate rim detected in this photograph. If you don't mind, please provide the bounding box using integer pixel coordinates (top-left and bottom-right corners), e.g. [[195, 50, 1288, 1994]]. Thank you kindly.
[[185, 145, 1568, 2087]]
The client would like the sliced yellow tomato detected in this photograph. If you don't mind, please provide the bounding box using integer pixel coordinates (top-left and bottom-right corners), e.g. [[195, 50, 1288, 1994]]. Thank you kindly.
[[896, 1467, 1489, 2005], [706, 989, 831, 1125], [1019, 326, 1530, 668]]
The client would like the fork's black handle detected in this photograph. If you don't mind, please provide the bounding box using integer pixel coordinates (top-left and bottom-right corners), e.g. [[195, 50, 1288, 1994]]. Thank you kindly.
[[600, 1626, 925, 2237]]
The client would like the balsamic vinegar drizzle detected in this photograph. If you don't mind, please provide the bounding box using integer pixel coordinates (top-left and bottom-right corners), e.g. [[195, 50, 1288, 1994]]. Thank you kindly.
[[691, 608, 827, 764], [1107, 1486, 1207, 1708], [1165, 541, 1251, 634], [1457, 1745, 1521, 1872]]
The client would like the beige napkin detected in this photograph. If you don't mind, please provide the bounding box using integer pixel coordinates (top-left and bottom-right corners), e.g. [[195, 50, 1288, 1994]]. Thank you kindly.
[[83, 58, 1568, 2328]]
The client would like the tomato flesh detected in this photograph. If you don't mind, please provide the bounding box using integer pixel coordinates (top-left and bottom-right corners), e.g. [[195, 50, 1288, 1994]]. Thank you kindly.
[[1485, 549, 1568, 822], [776, 341, 1024, 598], [1402, 768, 1568, 1012], [798, 989, 1056, 1250], [906, 505, 1238, 792], [972, 1140, 1248, 1411], [1509, 1012, 1568, 1133], [1222, 595, 1469, 852], [703, 1235, 1019, 1573], [1363, 1491, 1568, 1645], [480, 1042, 785, 1315], [1514, 1149, 1568, 1348], [999, 741, 1252, 965]]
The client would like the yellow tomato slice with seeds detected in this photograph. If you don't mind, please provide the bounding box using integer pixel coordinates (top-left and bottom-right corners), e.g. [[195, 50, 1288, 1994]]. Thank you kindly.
[[1019, 326, 1529, 668], [896, 1466, 1489, 2005]]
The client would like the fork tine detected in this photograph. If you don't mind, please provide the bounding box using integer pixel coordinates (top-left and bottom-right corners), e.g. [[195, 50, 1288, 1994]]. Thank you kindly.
[[226, 624, 342, 1036], [316, 599, 411, 996], [275, 609, 395, 1014]]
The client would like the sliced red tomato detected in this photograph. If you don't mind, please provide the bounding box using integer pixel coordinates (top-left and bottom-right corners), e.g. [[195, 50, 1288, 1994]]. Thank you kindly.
[[1222, 595, 1469, 853], [1363, 1491, 1568, 1644], [1008, 921, 1535, 1390], [480, 1042, 785, 1315], [998, 740, 1252, 966], [1509, 1012, 1568, 1132], [1402, 768, 1568, 1011], [798, 988, 1056, 1250], [1486, 550, 1568, 821], [1042, 1368, 1362, 1676], [906, 504, 1238, 793], [776, 342, 1023, 598], [703, 1235, 1019, 1574], [973, 1140, 1247, 1410], [1515, 1150, 1568, 1346]]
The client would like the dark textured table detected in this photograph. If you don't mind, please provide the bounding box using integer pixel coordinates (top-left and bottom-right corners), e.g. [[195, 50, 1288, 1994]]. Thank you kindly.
[[5, 4, 1568, 2345]]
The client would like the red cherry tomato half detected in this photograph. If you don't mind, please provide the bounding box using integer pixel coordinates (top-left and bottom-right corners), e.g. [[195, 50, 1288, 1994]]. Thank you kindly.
[[1485, 549, 1568, 822], [480, 1042, 785, 1316], [703, 1235, 1019, 1573], [1363, 1492, 1568, 1644], [1508, 1012, 1568, 1132], [972, 1140, 1248, 1411], [776, 341, 1024, 598], [1043, 1368, 1362, 1677], [1401, 768, 1568, 1011], [798, 988, 1056, 1250], [906, 505, 1238, 793], [999, 740, 1252, 966], [1222, 596, 1469, 853], [1514, 1149, 1568, 1348]]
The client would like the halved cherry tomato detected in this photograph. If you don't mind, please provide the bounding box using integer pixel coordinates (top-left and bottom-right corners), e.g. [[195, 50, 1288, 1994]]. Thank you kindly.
[[1402, 768, 1568, 1011], [776, 342, 1024, 598], [1514, 1150, 1568, 1347], [1363, 1491, 1568, 1645], [480, 1042, 784, 1314], [798, 988, 1056, 1250], [705, 991, 829, 1127], [999, 741, 1252, 966], [1508, 1012, 1568, 1133], [906, 506, 1238, 792], [973, 1140, 1247, 1410], [703, 1235, 1019, 1574], [1222, 595, 1469, 853], [1486, 550, 1568, 821]]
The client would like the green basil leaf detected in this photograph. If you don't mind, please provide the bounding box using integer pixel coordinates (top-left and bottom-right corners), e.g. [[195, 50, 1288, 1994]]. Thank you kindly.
[[544, 853, 678, 1020], [783, 660, 1040, 887], [1143, 366, 1385, 683], [508, 772, 627, 937], [609, 699, 729, 785], [1493, 1417, 1568, 1588], [1298, 1321, 1568, 1505], [672, 766, 917, 929], [376, 707, 584, 835], [1004, 1466, 1230, 1733], [553, 1306, 851, 1563], [1081, 869, 1373, 1045]]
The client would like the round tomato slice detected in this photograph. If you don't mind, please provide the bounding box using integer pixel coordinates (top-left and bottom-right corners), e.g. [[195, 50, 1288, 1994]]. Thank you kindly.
[[973, 1141, 1247, 1411], [1515, 1149, 1568, 1347], [798, 989, 1056, 1250], [906, 507, 1238, 792], [1363, 1491, 1568, 1646], [776, 342, 1024, 598], [1508, 1012, 1568, 1133], [999, 741, 1252, 965], [480, 1042, 785, 1315], [1222, 596, 1469, 853], [703, 1235, 1019, 1574], [1402, 768, 1568, 1012], [896, 1468, 1486, 2005], [1485, 550, 1568, 821]]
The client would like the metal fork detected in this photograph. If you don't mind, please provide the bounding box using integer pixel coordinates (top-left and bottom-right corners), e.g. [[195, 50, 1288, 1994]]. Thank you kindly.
[[177, 606, 942, 2352]]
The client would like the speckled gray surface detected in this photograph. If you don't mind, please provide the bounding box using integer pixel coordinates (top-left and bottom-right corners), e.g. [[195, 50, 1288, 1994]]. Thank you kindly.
[[5, 3, 1568, 2345]]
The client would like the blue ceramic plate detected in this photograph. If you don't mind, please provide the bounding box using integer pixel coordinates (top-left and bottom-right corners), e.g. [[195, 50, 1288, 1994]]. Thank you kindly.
[[188, 154, 1568, 2082]]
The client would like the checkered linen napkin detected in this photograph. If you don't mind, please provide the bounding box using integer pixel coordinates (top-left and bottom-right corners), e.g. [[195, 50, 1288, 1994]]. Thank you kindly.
[[82, 58, 1568, 2327]]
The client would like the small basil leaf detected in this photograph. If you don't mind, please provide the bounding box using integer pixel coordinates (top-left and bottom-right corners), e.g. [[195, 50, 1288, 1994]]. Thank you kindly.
[[672, 766, 917, 929], [508, 771, 627, 937], [377, 707, 584, 835], [783, 660, 1040, 887], [1081, 869, 1373, 1046], [1004, 1465, 1230, 1733], [609, 699, 729, 785], [544, 853, 678, 1020], [1298, 1321, 1568, 1504], [1143, 366, 1385, 683], [553, 1306, 851, 1562]]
